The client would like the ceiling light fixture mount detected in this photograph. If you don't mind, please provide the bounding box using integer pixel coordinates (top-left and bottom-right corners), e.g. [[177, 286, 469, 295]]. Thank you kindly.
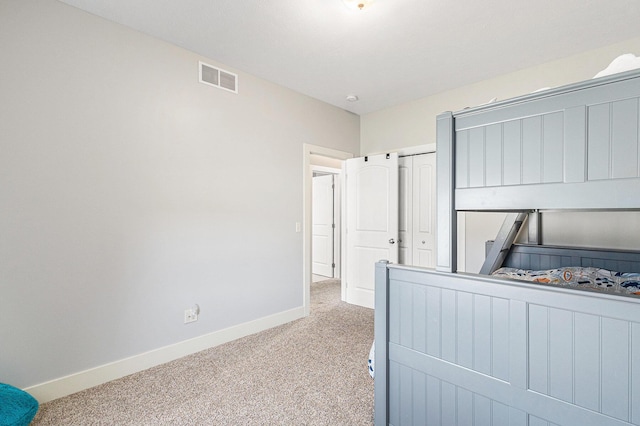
[[346, 94, 359, 102], [342, 0, 372, 11]]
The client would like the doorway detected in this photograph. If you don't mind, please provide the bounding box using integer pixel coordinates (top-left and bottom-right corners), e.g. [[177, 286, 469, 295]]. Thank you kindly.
[[303, 144, 354, 316], [312, 170, 340, 281]]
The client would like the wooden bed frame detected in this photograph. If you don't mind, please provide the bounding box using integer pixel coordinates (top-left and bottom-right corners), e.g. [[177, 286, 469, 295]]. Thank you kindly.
[[374, 69, 640, 426]]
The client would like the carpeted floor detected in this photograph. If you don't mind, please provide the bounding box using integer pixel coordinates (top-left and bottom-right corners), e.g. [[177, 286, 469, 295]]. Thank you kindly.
[[32, 279, 374, 425]]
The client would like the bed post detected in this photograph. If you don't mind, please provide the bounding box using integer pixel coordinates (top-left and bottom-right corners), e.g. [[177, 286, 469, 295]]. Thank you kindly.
[[436, 112, 457, 272], [374, 260, 390, 426]]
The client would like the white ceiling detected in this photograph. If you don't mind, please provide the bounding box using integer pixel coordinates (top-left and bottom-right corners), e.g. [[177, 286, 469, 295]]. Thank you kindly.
[[58, 0, 640, 115]]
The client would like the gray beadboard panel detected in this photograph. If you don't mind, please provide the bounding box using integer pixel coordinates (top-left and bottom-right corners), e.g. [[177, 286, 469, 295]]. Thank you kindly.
[[441, 381, 457, 426], [399, 282, 413, 348], [503, 120, 522, 186], [469, 127, 486, 188], [413, 284, 427, 354], [611, 98, 639, 179], [632, 323, 640, 426], [509, 407, 528, 426], [529, 254, 541, 270], [587, 102, 612, 181], [457, 291, 474, 369], [542, 112, 564, 183], [528, 304, 549, 394], [454, 70, 640, 131], [530, 416, 561, 426], [412, 372, 427, 425], [474, 393, 491, 426], [457, 129, 470, 189], [389, 360, 400, 425], [389, 282, 401, 345], [399, 364, 413, 425], [380, 264, 640, 426], [474, 294, 493, 375], [548, 308, 573, 403], [509, 300, 528, 389], [581, 256, 639, 272], [617, 260, 638, 274], [441, 288, 457, 363], [522, 116, 543, 184], [574, 312, 601, 412], [389, 324, 636, 426], [495, 243, 640, 274], [538, 254, 552, 270], [492, 401, 509, 425], [485, 123, 503, 187], [426, 375, 441, 425], [508, 252, 529, 270], [564, 106, 587, 183], [425, 286, 441, 357], [491, 297, 510, 382], [458, 387, 474, 426], [529, 416, 550, 426], [601, 318, 630, 422]]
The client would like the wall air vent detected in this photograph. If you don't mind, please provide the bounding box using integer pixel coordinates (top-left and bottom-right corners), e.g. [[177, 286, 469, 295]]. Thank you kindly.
[[199, 61, 238, 94]]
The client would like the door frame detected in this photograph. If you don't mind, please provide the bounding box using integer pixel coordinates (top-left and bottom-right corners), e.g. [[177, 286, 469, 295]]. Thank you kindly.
[[303, 144, 354, 316], [311, 168, 341, 279]]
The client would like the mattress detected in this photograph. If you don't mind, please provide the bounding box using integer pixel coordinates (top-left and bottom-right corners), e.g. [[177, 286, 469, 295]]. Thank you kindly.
[[492, 266, 640, 296]]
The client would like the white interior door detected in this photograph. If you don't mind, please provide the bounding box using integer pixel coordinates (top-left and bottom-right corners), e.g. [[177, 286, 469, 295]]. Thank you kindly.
[[344, 153, 399, 309], [312, 174, 334, 278], [412, 153, 437, 267], [398, 157, 413, 265]]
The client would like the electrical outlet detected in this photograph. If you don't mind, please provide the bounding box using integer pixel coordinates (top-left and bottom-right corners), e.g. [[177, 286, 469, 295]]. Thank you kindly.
[[184, 308, 198, 324]]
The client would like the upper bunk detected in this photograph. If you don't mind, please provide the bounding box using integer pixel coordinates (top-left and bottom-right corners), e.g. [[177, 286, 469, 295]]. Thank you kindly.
[[436, 68, 640, 272]]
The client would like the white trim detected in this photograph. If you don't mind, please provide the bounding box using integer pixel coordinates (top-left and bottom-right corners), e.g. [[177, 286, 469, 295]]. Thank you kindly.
[[310, 165, 341, 175], [365, 143, 437, 157], [399, 143, 436, 156], [25, 306, 305, 403], [303, 144, 354, 315]]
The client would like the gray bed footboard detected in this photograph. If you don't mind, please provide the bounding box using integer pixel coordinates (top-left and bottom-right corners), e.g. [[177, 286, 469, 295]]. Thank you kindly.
[[374, 262, 640, 426]]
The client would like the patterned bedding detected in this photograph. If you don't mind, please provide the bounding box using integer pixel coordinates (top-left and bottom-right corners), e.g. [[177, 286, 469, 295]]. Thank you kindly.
[[492, 266, 640, 296]]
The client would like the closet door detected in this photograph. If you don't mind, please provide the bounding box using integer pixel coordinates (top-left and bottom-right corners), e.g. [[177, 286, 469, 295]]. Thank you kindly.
[[398, 157, 413, 265], [412, 153, 437, 268]]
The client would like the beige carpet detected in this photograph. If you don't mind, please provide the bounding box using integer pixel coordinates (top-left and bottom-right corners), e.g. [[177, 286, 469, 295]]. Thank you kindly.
[[33, 280, 374, 425]]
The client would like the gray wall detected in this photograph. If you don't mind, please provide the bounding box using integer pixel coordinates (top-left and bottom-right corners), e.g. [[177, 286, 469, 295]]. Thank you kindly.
[[0, 0, 359, 388]]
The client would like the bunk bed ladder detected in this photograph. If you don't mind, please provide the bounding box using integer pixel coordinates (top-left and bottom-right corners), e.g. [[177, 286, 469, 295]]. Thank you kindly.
[[479, 212, 529, 275]]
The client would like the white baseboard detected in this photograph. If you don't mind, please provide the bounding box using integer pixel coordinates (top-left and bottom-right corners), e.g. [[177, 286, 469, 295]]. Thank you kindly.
[[25, 307, 306, 403]]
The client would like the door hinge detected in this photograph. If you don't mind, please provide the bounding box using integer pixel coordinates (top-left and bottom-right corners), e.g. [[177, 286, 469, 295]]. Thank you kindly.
[[332, 263, 335, 268], [332, 223, 335, 229]]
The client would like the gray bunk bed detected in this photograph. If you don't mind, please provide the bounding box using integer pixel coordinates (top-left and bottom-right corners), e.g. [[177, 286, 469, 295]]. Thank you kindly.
[[374, 69, 640, 426]]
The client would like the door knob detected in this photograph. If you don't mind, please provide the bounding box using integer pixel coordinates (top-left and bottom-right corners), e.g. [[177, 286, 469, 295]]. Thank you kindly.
[[389, 238, 395, 244]]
